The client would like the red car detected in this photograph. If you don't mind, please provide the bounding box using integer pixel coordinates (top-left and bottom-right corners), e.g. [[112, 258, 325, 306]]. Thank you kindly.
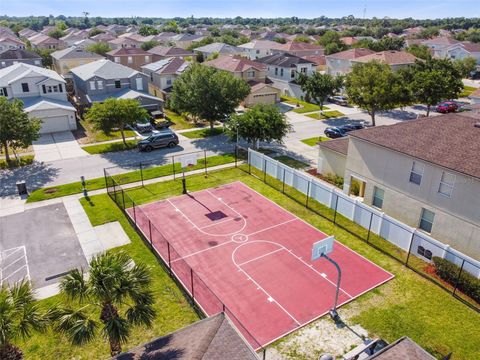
[[436, 101, 459, 113]]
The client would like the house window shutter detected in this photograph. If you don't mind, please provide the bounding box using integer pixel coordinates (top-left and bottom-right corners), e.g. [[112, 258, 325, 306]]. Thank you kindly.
[[42, 85, 46, 94], [58, 84, 63, 92], [2, 87, 7, 97]]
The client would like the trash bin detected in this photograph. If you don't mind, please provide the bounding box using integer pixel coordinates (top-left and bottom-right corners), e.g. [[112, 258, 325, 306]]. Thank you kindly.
[[16, 181, 27, 196]]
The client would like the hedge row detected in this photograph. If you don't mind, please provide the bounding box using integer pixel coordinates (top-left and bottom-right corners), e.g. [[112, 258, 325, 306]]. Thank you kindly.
[[433, 257, 480, 303]]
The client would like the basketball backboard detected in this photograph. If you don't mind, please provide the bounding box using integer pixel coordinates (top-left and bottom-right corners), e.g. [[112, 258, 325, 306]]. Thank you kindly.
[[311, 236, 334, 261], [179, 153, 198, 168]]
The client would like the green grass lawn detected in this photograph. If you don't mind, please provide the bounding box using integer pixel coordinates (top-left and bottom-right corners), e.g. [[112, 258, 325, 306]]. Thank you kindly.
[[0, 155, 34, 169], [301, 136, 329, 146], [78, 119, 137, 143], [459, 85, 477, 98], [116, 167, 479, 360], [82, 139, 138, 154], [164, 109, 199, 130], [180, 127, 224, 139], [280, 95, 330, 114], [306, 110, 345, 120], [26, 153, 236, 203], [275, 155, 310, 169]]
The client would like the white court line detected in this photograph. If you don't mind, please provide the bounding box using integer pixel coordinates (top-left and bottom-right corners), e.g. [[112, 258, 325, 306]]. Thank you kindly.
[[236, 248, 285, 267], [247, 218, 297, 237], [171, 240, 234, 263], [200, 217, 236, 230]]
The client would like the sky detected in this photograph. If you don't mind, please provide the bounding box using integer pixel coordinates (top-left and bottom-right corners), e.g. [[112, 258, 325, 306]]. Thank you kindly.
[[1, 0, 480, 19]]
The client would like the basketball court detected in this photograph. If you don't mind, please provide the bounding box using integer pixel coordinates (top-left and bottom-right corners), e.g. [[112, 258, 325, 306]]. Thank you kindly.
[[126, 181, 393, 348]]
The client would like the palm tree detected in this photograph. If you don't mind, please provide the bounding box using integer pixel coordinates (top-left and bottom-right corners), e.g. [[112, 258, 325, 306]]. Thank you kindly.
[[52, 252, 156, 357], [0, 280, 49, 360]]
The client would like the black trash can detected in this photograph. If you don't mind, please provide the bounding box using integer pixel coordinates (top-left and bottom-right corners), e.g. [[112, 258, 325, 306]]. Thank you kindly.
[[16, 181, 27, 196]]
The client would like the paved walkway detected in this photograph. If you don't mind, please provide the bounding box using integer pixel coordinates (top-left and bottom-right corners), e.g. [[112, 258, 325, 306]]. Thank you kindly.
[[33, 131, 88, 162]]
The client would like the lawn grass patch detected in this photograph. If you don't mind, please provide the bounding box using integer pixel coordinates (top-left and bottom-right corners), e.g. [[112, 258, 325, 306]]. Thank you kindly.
[[275, 155, 310, 169], [82, 139, 138, 154], [77, 119, 137, 143], [164, 109, 198, 130], [301, 136, 329, 146], [180, 127, 224, 139], [306, 110, 344, 120], [0, 155, 34, 169], [459, 85, 477, 98], [18, 193, 199, 359], [280, 95, 329, 114]]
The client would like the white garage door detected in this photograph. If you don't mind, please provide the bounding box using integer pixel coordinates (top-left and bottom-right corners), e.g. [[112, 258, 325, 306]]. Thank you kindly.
[[40, 115, 72, 134], [252, 93, 278, 105]]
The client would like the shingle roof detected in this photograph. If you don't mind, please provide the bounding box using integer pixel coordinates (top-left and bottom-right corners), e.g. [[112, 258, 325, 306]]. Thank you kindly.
[[279, 41, 324, 52], [366, 337, 436, 359], [148, 46, 194, 57], [106, 47, 151, 56], [112, 313, 259, 360], [0, 49, 41, 61], [0, 36, 25, 46], [87, 88, 162, 104], [350, 113, 480, 179], [352, 51, 417, 65], [194, 42, 245, 54], [51, 46, 103, 60], [460, 41, 480, 52], [205, 55, 266, 72], [142, 57, 189, 75], [0, 62, 64, 86], [21, 97, 76, 112], [256, 53, 315, 67], [325, 48, 375, 60], [300, 54, 326, 66], [238, 39, 284, 50], [422, 36, 460, 46], [319, 138, 349, 155], [69, 59, 138, 80]]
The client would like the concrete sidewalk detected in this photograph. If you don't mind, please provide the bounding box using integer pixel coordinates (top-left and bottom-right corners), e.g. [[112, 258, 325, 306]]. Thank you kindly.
[[33, 131, 89, 162]]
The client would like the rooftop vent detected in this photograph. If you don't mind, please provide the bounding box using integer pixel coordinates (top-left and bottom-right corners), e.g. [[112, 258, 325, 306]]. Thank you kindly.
[[474, 122, 480, 128]]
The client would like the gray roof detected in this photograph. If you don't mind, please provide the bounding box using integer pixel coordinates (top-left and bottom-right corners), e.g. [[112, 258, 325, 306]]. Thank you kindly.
[[0, 62, 65, 87], [112, 313, 259, 360], [69, 59, 138, 81], [366, 337, 436, 360], [86, 88, 163, 104], [257, 53, 315, 67], [0, 49, 42, 61], [194, 42, 245, 54], [21, 96, 76, 112], [51, 46, 104, 60]]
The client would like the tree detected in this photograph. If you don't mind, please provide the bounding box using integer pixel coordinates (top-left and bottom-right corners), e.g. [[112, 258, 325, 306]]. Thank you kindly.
[[32, 48, 54, 67], [48, 28, 65, 39], [0, 98, 41, 163], [169, 63, 250, 130], [406, 44, 432, 60], [409, 58, 463, 116], [226, 104, 292, 148], [141, 40, 159, 51], [85, 98, 148, 145], [297, 72, 343, 113], [52, 252, 156, 357], [345, 61, 406, 126], [138, 25, 159, 36], [317, 30, 346, 54], [88, 27, 105, 37], [0, 280, 49, 359], [454, 57, 477, 78], [85, 42, 111, 56]]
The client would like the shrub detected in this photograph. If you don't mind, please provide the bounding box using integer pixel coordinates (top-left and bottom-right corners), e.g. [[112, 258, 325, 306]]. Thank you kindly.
[[433, 256, 480, 303], [324, 173, 344, 188]]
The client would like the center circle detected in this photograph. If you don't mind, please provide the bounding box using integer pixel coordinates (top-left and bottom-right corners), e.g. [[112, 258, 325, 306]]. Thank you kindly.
[[231, 234, 248, 243]]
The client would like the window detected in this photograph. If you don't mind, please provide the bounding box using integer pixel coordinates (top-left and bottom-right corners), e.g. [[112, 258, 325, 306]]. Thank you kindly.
[[0, 61, 5, 67], [424, 250, 432, 260], [419, 208, 435, 233], [274, 67, 278, 76], [247, 70, 255, 78], [34, 60, 41, 65], [300, 67, 307, 74], [136, 77, 143, 91], [0, 87, 7, 96], [115, 80, 121, 88], [127, 56, 133, 64], [89, 81, 96, 90], [409, 161, 424, 185], [280, 68, 284, 76], [438, 171, 455, 197], [256, 50, 260, 54], [145, 55, 150, 62], [21, 83, 29, 92], [114, 57, 120, 63], [291, 70, 295, 78], [417, 246, 425, 256], [46, 85, 60, 93], [166, 78, 172, 85], [97, 80, 104, 90], [372, 187, 384, 209]]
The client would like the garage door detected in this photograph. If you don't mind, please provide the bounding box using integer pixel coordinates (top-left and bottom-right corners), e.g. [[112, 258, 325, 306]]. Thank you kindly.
[[40, 115, 72, 134], [252, 93, 278, 105]]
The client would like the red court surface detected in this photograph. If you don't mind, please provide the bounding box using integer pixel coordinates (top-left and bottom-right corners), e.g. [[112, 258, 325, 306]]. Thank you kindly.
[[126, 181, 394, 348]]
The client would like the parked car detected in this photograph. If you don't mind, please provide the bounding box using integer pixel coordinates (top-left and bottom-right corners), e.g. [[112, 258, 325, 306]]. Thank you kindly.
[[324, 126, 347, 139], [328, 95, 349, 106], [135, 121, 154, 134], [137, 129, 179, 152], [436, 101, 458, 113], [153, 118, 174, 130], [340, 123, 365, 132]]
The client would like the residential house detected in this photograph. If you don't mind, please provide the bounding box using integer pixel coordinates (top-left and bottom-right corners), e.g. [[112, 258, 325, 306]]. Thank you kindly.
[[28, 33, 66, 50], [51, 47, 104, 75], [272, 41, 325, 57], [193, 42, 246, 59], [141, 57, 190, 99], [0, 36, 26, 51], [238, 40, 284, 60], [427, 40, 480, 65], [69, 59, 163, 111], [148, 46, 195, 61], [0, 63, 76, 133], [318, 113, 480, 259], [300, 54, 326, 71], [256, 53, 316, 99], [40, 25, 56, 35], [90, 32, 117, 43], [351, 50, 418, 71], [111, 313, 259, 360], [204, 55, 281, 107], [73, 38, 97, 49], [106, 47, 153, 71], [170, 34, 204, 49], [0, 26, 15, 38], [18, 28, 38, 39], [60, 30, 90, 47], [153, 32, 177, 44], [107, 36, 143, 50], [402, 26, 425, 38], [421, 37, 461, 58], [326, 48, 376, 76], [0, 49, 43, 68]]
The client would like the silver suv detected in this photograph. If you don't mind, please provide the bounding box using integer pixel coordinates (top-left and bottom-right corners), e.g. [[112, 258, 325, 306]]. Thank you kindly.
[[137, 130, 179, 152]]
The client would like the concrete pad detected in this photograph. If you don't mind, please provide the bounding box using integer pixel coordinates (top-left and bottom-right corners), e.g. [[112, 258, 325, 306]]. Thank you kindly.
[[94, 221, 131, 250], [33, 131, 88, 162], [35, 283, 60, 300]]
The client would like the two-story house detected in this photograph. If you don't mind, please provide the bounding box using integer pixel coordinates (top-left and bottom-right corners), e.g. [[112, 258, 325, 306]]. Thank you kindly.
[[169, 34, 204, 49], [318, 113, 480, 259], [238, 40, 284, 60], [256, 53, 316, 99], [326, 48, 375, 76], [0, 63, 76, 133], [193, 42, 247, 59], [28, 33, 66, 50], [0, 49, 43, 68], [51, 47, 104, 75], [351, 51, 418, 72], [141, 57, 190, 99], [69, 59, 163, 111], [106, 47, 153, 71], [0, 36, 26, 52], [204, 55, 281, 107], [60, 30, 90, 47], [272, 41, 325, 57], [147, 46, 195, 61]]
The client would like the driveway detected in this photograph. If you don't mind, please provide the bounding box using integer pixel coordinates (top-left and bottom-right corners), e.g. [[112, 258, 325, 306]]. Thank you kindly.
[[33, 131, 88, 162]]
